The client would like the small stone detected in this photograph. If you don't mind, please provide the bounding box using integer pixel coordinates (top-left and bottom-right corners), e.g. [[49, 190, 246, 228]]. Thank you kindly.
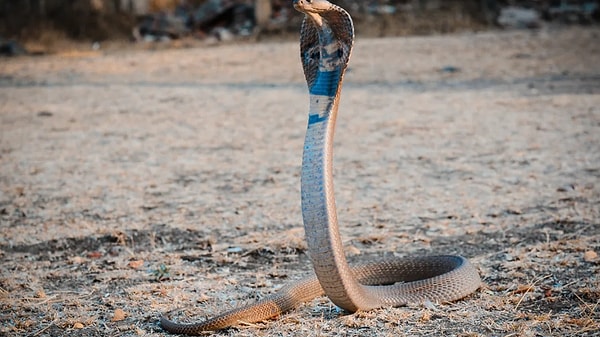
[[70, 256, 86, 264], [128, 260, 144, 269], [583, 250, 598, 262], [227, 247, 243, 254], [112, 308, 126, 322], [423, 300, 436, 310], [73, 322, 84, 329], [37, 111, 53, 117], [557, 184, 576, 192], [439, 65, 460, 73]]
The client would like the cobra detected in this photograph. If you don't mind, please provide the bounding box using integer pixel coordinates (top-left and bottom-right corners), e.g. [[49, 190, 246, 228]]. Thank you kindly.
[[160, 1, 481, 334]]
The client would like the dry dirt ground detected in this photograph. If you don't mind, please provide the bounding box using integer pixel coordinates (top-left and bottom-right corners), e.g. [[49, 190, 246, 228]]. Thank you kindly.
[[1, 27, 599, 337]]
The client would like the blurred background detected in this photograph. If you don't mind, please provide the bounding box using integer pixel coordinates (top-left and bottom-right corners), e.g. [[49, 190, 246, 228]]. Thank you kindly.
[[0, 0, 599, 54]]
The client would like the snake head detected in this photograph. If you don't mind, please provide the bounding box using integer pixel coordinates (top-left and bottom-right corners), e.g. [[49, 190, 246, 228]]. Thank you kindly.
[[293, 0, 334, 26]]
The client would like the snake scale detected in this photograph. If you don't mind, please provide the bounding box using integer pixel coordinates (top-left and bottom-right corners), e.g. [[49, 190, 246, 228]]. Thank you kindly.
[[160, 0, 481, 334]]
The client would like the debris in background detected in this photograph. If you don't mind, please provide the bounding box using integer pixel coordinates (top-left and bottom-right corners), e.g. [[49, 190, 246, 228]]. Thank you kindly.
[[132, 0, 266, 42], [546, 1, 599, 23], [1, 1, 599, 50], [0, 38, 27, 57], [498, 6, 542, 28], [133, 3, 193, 41]]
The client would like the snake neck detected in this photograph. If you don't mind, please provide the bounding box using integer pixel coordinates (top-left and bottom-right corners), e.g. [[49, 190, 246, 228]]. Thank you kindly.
[[300, 16, 380, 312]]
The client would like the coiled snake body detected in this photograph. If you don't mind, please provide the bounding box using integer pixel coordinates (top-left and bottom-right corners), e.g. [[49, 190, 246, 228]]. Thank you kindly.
[[160, 1, 481, 334]]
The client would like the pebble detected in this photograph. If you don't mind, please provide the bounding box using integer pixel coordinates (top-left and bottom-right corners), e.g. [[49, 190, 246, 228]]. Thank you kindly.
[[112, 308, 126, 321], [583, 250, 598, 262], [227, 247, 243, 254]]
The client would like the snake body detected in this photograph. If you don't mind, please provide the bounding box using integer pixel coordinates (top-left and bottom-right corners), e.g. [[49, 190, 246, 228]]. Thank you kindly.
[[160, 1, 480, 334]]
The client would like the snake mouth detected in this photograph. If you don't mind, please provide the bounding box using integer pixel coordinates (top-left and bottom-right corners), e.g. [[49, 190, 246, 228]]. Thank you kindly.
[[293, 0, 329, 14]]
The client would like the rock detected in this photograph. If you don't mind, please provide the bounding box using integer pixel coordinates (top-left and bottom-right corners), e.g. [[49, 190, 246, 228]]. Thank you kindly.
[[112, 308, 126, 321], [584, 250, 598, 262]]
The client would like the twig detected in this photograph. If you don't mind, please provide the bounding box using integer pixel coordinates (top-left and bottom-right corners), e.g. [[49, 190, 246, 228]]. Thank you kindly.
[[514, 275, 551, 310], [572, 291, 599, 318], [29, 319, 58, 337], [22, 294, 59, 305]]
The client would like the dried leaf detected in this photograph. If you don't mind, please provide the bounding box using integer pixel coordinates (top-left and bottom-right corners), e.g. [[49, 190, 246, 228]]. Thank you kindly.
[[128, 260, 144, 269]]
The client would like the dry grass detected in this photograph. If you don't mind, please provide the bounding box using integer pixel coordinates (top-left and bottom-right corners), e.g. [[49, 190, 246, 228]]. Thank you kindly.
[[1, 26, 599, 336]]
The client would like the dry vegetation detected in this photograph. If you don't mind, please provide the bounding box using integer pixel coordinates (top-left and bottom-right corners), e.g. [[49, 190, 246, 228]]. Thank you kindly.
[[1, 26, 599, 336], [2, 0, 493, 54]]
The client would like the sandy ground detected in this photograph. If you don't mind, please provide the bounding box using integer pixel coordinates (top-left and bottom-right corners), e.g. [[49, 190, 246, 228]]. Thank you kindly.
[[1, 27, 599, 336]]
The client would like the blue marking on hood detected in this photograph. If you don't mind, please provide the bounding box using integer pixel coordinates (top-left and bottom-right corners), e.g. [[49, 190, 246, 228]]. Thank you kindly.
[[309, 69, 341, 97], [308, 113, 328, 125]]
